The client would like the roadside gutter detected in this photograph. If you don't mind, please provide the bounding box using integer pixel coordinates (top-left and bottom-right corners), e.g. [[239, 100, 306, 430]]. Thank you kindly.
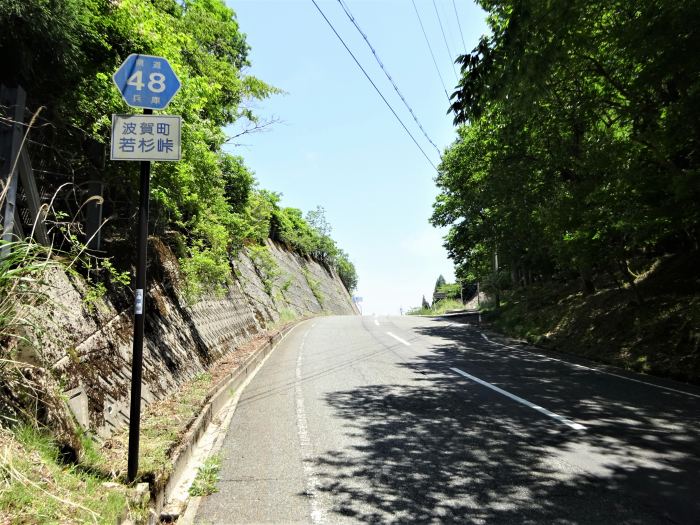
[[119, 318, 309, 524]]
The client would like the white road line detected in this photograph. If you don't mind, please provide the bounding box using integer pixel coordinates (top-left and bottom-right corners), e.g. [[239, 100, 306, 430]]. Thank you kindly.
[[295, 330, 326, 524], [480, 333, 700, 399], [386, 331, 411, 346], [374, 319, 380, 326], [450, 367, 586, 431], [178, 319, 313, 523]]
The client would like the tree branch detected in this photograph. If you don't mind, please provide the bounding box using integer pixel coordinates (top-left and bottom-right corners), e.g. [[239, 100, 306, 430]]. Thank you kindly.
[[224, 117, 282, 145]]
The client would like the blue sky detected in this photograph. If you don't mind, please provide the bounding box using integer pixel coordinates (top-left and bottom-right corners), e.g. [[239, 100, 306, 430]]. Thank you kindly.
[[225, 0, 488, 314]]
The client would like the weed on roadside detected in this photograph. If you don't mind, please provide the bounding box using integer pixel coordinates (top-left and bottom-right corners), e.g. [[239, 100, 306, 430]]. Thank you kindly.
[[188, 455, 222, 497], [0, 425, 129, 524]]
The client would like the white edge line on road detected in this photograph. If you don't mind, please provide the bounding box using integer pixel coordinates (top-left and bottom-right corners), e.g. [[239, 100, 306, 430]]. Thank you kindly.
[[449, 367, 586, 431], [480, 333, 700, 399], [296, 328, 326, 524], [179, 319, 312, 524], [386, 331, 411, 346]]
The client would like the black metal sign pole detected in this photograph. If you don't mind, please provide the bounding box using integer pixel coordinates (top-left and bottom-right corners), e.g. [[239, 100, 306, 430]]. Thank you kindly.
[[127, 107, 153, 482]]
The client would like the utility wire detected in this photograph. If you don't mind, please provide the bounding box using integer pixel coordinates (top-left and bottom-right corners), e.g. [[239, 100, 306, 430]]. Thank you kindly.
[[452, 0, 468, 55], [432, 0, 458, 79], [336, 0, 441, 155], [309, 0, 437, 170], [411, 0, 450, 103]]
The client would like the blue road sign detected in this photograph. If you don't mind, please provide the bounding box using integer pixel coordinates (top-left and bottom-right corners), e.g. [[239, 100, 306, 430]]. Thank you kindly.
[[112, 54, 181, 110]]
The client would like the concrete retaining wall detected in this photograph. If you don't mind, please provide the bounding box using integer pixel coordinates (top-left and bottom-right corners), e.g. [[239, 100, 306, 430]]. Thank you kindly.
[[24, 239, 356, 438]]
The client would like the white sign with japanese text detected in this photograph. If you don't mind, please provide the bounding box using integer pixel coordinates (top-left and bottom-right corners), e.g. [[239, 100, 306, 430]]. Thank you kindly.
[[110, 114, 181, 161]]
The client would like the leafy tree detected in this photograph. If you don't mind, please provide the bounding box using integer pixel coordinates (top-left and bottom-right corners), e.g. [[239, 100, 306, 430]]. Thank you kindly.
[[0, 0, 132, 116], [335, 249, 358, 293], [437, 283, 461, 300], [221, 153, 254, 213], [1, 0, 281, 298], [272, 207, 319, 256], [1, 0, 359, 302], [306, 206, 332, 238], [434, 0, 700, 295], [434, 275, 446, 295], [232, 189, 278, 246]]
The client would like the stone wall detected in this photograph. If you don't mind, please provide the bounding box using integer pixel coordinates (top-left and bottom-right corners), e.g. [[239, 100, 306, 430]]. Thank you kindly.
[[23, 238, 357, 438]]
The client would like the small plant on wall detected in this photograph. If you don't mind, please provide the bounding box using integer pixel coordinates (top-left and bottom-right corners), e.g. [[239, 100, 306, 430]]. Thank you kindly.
[[301, 267, 324, 307], [248, 245, 281, 297]]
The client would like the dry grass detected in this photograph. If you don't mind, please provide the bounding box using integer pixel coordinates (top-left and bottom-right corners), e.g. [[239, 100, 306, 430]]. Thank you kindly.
[[100, 329, 280, 485], [0, 426, 141, 524], [101, 372, 215, 485]]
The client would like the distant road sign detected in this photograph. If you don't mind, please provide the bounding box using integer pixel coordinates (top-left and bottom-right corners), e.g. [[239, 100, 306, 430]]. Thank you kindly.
[[112, 54, 181, 110], [110, 114, 181, 161], [353, 296, 363, 303]]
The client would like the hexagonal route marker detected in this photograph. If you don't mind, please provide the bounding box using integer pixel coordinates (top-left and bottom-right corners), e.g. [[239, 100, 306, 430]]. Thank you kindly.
[[112, 54, 181, 110]]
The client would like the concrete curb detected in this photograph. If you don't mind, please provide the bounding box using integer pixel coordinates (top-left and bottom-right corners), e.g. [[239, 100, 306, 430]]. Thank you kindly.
[[137, 319, 305, 523]]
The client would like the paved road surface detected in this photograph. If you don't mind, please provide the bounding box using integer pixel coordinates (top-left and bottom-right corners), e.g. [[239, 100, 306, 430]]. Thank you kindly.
[[195, 315, 700, 524]]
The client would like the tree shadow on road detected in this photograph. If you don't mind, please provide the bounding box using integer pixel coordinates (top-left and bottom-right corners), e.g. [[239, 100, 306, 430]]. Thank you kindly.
[[312, 321, 700, 524]]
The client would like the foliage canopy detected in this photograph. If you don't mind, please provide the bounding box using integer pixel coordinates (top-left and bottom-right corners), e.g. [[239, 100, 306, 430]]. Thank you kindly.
[[433, 0, 700, 292], [0, 0, 357, 299]]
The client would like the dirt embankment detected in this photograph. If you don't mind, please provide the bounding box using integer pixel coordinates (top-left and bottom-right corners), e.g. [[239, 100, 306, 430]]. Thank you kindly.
[[486, 252, 700, 384]]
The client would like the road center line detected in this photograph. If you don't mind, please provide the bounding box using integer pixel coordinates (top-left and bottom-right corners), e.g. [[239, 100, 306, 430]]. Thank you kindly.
[[386, 331, 411, 346], [449, 367, 586, 431], [480, 333, 700, 399]]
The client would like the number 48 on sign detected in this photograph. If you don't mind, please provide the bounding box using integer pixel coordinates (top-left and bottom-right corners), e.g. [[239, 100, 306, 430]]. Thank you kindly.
[[112, 54, 181, 110]]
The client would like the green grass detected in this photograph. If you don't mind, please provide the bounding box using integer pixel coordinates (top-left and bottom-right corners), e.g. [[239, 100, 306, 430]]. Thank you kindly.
[[188, 455, 222, 497], [407, 298, 465, 316], [301, 268, 324, 306], [249, 245, 281, 297], [0, 239, 55, 353], [278, 308, 297, 324], [103, 371, 214, 484], [280, 277, 293, 296], [268, 308, 298, 331], [0, 425, 138, 524]]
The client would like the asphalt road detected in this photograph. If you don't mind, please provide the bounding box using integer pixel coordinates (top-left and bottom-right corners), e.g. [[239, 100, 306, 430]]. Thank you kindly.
[[195, 315, 700, 524]]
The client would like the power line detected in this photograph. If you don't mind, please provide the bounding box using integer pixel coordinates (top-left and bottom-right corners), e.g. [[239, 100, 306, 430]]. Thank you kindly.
[[432, 0, 458, 79], [452, 0, 468, 55], [336, 0, 441, 155], [309, 0, 437, 170], [411, 0, 450, 103]]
